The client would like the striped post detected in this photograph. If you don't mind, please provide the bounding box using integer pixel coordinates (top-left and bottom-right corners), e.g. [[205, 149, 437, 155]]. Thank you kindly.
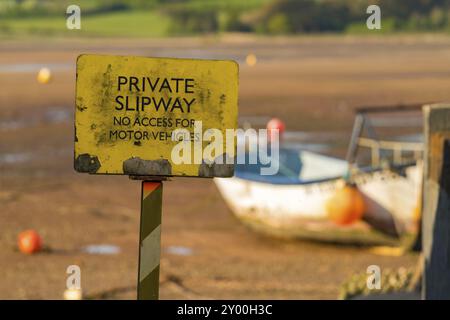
[[137, 181, 163, 300]]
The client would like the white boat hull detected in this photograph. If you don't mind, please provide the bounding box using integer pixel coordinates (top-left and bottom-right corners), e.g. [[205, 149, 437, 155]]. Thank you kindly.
[[214, 163, 422, 246]]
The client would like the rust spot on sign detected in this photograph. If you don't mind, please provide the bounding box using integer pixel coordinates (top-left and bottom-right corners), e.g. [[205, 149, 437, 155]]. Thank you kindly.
[[198, 154, 234, 177], [74, 154, 101, 173], [123, 157, 172, 176]]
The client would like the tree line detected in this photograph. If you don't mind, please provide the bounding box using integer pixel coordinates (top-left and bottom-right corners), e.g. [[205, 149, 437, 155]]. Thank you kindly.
[[2, 0, 450, 34]]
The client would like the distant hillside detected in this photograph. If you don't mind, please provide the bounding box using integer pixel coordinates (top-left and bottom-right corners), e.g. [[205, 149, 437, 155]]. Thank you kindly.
[[1, 0, 450, 37]]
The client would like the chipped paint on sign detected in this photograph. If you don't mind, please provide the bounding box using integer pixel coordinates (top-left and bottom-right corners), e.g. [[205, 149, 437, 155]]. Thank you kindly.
[[74, 54, 238, 177]]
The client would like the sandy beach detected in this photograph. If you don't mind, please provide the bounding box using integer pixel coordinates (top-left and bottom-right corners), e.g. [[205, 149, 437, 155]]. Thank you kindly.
[[3, 35, 450, 299]]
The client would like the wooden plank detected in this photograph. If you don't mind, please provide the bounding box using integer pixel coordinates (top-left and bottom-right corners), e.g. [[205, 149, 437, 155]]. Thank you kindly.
[[422, 104, 450, 299]]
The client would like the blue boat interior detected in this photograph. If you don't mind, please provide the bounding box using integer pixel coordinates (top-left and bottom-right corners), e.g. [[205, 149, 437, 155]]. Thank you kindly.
[[234, 147, 349, 185]]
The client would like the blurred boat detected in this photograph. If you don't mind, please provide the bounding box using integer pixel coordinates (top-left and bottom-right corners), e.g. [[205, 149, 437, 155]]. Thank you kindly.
[[215, 105, 424, 247]]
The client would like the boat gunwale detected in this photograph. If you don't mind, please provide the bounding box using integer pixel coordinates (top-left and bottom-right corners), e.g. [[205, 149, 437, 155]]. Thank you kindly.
[[233, 161, 418, 186]]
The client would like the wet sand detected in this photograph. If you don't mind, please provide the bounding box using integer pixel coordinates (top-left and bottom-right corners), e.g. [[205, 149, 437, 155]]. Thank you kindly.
[[3, 35, 450, 299]]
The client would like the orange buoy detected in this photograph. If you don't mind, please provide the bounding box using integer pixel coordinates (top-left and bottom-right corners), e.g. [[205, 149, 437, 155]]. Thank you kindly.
[[413, 197, 422, 224], [266, 117, 285, 141], [326, 184, 365, 225], [18, 230, 42, 254]]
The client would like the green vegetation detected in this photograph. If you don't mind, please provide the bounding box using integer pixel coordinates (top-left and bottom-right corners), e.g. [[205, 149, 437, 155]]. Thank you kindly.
[[1, 0, 450, 37], [0, 10, 171, 37], [339, 267, 417, 300], [345, 18, 397, 35]]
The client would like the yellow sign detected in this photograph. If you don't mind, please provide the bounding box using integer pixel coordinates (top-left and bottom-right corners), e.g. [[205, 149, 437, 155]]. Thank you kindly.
[[74, 54, 238, 177]]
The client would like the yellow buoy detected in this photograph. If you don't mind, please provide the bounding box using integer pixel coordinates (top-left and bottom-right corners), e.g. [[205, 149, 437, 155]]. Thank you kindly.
[[63, 288, 83, 300], [367, 246, 405, 257], [37, 67, 52, 84], [246, 53, 257, 67]]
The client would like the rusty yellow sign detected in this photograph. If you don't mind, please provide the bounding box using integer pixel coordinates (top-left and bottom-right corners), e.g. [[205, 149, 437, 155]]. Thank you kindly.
[[74, 54, 238, 177]]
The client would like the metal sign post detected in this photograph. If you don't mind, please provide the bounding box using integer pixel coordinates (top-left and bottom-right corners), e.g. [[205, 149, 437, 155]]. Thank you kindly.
[[137, 180, 163, 300]]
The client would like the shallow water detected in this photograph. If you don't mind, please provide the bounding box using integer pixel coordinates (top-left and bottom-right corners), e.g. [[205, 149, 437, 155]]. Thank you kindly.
[[0, 107, 72, 131], [0, 63, 73, 73]]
